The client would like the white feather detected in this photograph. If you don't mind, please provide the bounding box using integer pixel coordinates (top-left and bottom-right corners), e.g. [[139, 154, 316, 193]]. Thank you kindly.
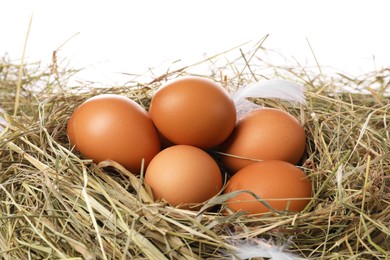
[[225, 237, 303, 260], [233, 79, 306, 105]]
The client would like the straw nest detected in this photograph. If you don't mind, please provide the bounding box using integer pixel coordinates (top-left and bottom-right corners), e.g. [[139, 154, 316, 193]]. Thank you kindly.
[[0, 44, 389, 260]]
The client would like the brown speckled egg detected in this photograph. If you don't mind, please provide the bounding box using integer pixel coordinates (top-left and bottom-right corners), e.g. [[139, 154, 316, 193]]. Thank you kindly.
[[219, 108, 306, 173], [67, 94, 160, 174], [149, 76, 236, 149], [144, 145, 223, 209], [224, 160, 312, 215]]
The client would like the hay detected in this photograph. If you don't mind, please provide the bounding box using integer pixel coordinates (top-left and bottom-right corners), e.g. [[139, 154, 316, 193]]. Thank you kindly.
[[0, 43, 389, 260]]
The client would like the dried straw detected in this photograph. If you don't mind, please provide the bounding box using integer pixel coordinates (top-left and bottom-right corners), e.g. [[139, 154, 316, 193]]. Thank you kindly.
[[0, 42, 389, 259]]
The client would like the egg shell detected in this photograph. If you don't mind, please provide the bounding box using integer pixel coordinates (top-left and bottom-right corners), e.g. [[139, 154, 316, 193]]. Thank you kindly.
[[224, 160, 312, 215], [149, 76, 236, 149], [220, 108, 306, 173], [67, 94, 161, 174], [144, 145, 223, 209]]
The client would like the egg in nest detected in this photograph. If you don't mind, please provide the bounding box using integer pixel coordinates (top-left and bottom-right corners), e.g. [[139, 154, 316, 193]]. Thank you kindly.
[[149, 76, 236, 149], [67, 94, 161, 174], [224, 160, 312, 215], [144, 145, 223, 209], [219, 108, 306, 173]]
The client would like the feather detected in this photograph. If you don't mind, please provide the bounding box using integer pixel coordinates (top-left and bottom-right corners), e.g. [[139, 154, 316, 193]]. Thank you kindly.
[[225, 230, 302, 260], [224, 236, 303, 260], [232, 79, 306, 105]]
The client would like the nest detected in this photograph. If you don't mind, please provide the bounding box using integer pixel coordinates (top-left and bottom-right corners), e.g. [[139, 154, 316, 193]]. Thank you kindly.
[[0, 43, 389, 259]]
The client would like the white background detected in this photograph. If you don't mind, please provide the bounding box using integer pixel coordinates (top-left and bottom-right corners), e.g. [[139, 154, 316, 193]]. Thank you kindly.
[[1, 0, 389, 85]]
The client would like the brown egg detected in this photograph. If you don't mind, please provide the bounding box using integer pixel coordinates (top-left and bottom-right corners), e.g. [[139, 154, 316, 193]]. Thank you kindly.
[[144, 145, 223, 209], [149, 76, 236, 149], [67, 94, 161, 174], [219, 108, 306, 173], [224, 160, 312, 215]]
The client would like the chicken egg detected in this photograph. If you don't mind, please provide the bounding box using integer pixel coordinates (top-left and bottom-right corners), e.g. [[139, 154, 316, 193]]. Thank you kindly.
[[67, 94, 161, 174], [224, 160, 312, 215], [219, 108, 306, 173], [144, 145, 223, 209], [149, 76, 236, 149]]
